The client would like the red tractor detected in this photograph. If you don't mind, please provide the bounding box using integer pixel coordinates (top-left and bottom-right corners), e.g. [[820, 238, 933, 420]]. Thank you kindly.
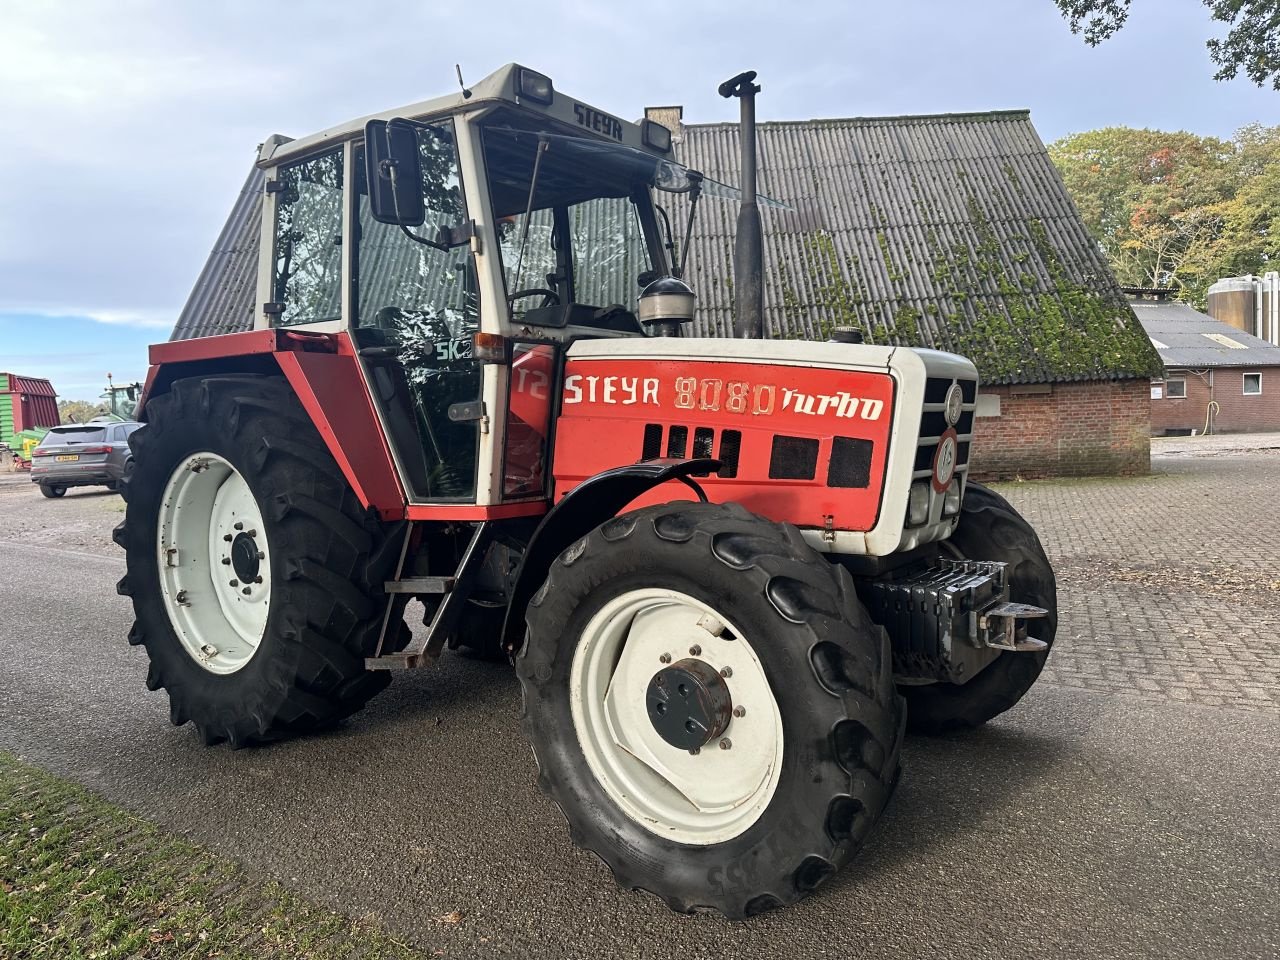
[[116, 65, 1055, 917]]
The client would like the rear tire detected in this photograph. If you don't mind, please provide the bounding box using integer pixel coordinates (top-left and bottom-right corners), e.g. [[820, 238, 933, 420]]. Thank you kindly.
[[898, 481, 1057, 734], [114, 375, 407, 746], [518, 501, 904, 918], [39, 484, 65, 498]]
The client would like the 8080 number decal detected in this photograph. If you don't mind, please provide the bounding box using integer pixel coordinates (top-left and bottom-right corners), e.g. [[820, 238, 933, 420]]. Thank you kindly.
[[673, 376, 885, 422]]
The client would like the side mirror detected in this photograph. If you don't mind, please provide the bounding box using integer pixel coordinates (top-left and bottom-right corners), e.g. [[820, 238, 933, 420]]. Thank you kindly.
[[365, 119, 425, 226]]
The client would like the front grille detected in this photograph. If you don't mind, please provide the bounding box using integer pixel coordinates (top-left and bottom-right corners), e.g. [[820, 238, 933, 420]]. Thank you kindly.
[[915, 375, 977, 482]]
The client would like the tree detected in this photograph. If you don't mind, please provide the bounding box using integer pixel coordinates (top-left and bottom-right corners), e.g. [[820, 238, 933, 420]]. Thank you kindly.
[[58, 400, 108, 424], [1050, 128, 1236, 298], [1050, 125, 1279, 303], [1053, 1, 1280, 89]]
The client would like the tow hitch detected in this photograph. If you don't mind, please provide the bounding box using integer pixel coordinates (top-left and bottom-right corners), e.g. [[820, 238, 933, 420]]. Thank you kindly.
[[981, 601, 1049, 653]]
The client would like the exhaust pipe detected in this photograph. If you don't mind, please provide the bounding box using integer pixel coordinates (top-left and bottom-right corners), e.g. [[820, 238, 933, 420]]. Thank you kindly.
[[719, 70, 764, 340]]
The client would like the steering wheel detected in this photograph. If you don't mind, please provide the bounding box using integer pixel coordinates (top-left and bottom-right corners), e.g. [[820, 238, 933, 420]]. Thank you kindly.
[[507, 288, 560, 308]]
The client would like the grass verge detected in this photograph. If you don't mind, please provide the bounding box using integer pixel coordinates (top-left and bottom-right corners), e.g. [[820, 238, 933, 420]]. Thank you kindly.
[[0, 751, 428, 959]]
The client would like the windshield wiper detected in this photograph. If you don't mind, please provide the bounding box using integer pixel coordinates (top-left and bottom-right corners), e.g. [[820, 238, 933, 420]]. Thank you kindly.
[[511, 137, 550, 295]]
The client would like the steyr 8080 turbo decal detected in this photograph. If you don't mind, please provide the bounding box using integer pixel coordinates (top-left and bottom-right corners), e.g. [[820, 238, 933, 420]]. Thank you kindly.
[[552, 358, 897, 533]]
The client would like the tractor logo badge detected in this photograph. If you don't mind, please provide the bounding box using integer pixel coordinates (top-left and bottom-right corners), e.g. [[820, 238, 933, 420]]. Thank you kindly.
[[932, 428, 959, 493], [944, 384, 963, 426]]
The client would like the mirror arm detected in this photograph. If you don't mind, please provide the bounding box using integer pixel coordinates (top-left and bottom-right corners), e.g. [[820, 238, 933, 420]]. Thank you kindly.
[[397, 224, 450, 252]]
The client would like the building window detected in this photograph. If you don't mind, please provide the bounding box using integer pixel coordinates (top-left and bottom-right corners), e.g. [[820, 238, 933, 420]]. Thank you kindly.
[[1165, 378, 1187, 399], [1244, 372, 1262, 396]]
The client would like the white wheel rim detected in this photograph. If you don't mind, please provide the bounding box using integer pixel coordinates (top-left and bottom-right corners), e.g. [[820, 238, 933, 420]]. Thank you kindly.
[[156, 453, 271, 675], [570, 588, 784, 845]]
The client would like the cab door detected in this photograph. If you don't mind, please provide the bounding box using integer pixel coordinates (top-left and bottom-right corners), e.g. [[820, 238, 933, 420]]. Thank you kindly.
[[348, 123, 485, 503]]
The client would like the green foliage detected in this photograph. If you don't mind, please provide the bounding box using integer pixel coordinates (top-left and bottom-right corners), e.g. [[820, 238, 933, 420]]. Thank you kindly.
[[1052, 1, 1280, 89], [57, 400, 108, 424], [1050, 124, 1280, 303]]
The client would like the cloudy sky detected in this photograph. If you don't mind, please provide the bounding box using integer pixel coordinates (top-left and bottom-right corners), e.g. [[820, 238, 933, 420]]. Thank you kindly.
[[1, 0, 1273, 399]]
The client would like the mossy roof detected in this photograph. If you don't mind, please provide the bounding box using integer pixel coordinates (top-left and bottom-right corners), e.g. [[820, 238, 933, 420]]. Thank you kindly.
[[672, 111, 1162, 384]]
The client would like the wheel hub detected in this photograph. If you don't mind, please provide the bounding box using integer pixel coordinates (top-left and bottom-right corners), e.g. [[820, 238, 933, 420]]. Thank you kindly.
[[646, 658, 732, 750], [229, 531, 260, 582]]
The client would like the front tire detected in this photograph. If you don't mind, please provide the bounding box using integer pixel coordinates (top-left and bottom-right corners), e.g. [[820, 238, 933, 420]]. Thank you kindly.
[[114, 375, 406, 746], [517, 501, 904, 918], [898, 481, 1057, 734], [40, 484, 65, 498]]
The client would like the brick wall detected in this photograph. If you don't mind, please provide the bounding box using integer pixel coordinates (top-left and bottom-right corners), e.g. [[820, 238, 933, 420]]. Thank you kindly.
[[1150, 366, 1280, 435], [969, 380, 1150, 479]]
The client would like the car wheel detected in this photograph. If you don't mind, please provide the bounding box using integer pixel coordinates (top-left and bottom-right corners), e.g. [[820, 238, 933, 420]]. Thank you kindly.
[[40, 484, 66, 498]]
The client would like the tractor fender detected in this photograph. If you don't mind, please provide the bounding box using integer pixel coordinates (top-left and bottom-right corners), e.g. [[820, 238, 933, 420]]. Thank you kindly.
[[500, 458, 720, 654]]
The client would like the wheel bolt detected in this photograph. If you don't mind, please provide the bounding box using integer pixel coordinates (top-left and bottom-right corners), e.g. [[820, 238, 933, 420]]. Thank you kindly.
[[719, 738, 732, 750], [223, 534, 233, 542], [257, 551, 265, 560], [254, 576, 263, 584], [733, 706, 746, 718], [720, 666, 733, 678], [659, 653, 672, 664], [229, 580, 239, 587], [221, 558, 231, 565], [233, 522, 243, 531], [688, 747, 700, 756], [247, 529, 257, 538], [241, 587, 251, 596], [689, 644, 702, 657]]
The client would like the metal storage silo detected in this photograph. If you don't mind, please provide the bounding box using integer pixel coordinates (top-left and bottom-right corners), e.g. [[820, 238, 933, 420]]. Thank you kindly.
[[1207, 276, 1257, 334]]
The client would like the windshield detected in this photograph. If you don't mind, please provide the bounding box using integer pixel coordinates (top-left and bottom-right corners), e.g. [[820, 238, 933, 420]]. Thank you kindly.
[[481, 125, 784, 320]]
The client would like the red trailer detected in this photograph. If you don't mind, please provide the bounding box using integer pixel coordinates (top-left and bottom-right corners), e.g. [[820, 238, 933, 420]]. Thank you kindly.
[[1, 373, 60, 466]]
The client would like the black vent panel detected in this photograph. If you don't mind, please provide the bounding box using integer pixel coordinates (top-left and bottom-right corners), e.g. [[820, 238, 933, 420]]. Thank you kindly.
[[718, 430, 742, 478], [769, 435, 819, 480], [642, 423, 663, 461], [827, 437, 873, 489], [666, 426, 688, 458]]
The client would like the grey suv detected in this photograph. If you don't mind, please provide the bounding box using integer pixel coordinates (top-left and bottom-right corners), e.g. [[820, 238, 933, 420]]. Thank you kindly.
[[30, 420, 141, 498]]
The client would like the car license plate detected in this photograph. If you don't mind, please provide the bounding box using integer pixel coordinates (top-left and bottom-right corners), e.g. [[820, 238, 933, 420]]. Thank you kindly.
[[55, 454, 79, 462]]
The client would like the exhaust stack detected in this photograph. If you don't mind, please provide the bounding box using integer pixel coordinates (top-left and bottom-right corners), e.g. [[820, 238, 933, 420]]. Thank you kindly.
[[718, 70, 764, 340]]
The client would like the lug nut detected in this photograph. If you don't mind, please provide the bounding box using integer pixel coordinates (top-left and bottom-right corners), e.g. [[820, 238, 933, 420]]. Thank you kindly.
[[221, 558, 231, 565], [659, 653, 672, 664], [233, 522, 243, 531], [247, 529, 257, 538], [229, 580, 239, 587], [254, 576, 263, 584], [688, 747, 701, 756], [223, 534, 233, 542], [241, 587, 252, 595], [720, 666, 733, 678], [733, 706, 746, 718], [257, 551, 265, 560], [719, 738, 732, 751], [689, 644, 702, 657]]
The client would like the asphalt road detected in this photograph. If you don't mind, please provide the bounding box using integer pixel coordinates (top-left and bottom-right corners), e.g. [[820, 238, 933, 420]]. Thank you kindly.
[[0, 481, 1277, 959]]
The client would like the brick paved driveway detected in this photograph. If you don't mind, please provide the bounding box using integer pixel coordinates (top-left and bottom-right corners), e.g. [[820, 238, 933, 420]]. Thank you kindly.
[[998, 447, 1280, 711]]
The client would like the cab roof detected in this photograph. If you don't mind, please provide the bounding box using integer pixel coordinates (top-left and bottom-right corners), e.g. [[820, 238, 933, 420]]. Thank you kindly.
[[257, 63, 668, 168]]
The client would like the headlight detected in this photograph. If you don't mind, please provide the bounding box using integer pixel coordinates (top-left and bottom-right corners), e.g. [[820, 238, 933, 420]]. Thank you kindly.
[[517, 68, 554, 104], [907, 481, 930, 527], [642, 119, 672, 153], [943, 478, 962, 516]]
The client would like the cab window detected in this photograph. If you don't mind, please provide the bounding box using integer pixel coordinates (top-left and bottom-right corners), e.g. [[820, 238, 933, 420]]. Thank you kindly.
[[272, 149, 344, 326]]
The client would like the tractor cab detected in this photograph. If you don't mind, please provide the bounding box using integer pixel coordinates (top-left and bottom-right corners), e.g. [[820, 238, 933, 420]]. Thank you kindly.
[[254, 64, 723, 508]]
